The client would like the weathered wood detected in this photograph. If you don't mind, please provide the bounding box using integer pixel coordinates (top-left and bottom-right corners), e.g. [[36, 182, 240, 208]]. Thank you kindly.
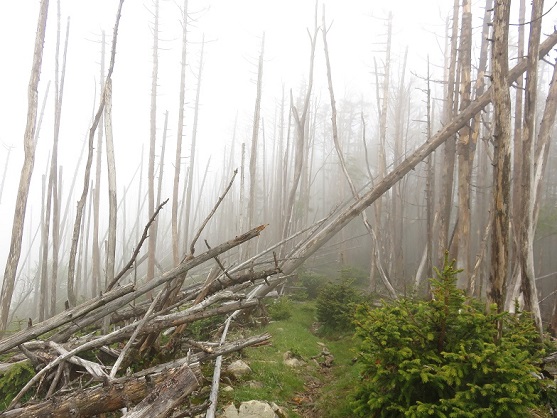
[[278, 28, 557, 278], [0, 284, 134, 354], [50, 225, 266, 342], [122, 364, 200, 418], [0, 363, 202, 418]]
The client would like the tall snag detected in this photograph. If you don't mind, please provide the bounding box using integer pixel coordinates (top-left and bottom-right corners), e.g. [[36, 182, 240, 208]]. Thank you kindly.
[[66, 0, 124, 308], [281, 1, 319, 249], [0, 0, 49, 332], [172, 0, 188, 266], [488, 0, 512, 327], [147, 0, 160, 288], [519, 0, 544, 333]]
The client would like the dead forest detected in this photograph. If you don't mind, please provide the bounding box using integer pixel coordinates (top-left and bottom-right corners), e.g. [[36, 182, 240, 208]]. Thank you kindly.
[[1, 0, 557, 416]]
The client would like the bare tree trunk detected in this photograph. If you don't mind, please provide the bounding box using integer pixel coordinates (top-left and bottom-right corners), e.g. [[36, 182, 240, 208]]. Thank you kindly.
[[391, 47, 408, 282], [248, 33, 264, 233], [507, 0, 527, 307], [438, 0, 460, 265], [0, 0, 49, 332], [184, 35, 204, 253], [91, 32, 105, 300], [104, 78, 117, 289], [537, 64, 557, 335], [489, 0, 512, 327], [172, 0, 188, 266], [371, 12, 392, 287], [455, 0, 472, 286], [66, 0, 124, 308], [520, 0, 544, 333], [467, 0, 492, 296], [274, 25, 557, 284], [147, 0, 159, 288], [322, 7, 396, 297], [51, 7, 69, 314], [282, 2, 318, 246]]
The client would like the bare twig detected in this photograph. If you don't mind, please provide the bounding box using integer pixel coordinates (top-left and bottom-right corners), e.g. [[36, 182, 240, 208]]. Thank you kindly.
[[106, 198, 169, 291]]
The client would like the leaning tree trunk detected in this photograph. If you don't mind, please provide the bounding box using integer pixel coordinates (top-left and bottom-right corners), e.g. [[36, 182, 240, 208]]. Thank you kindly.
[[274, 25, 557, 287], [0, 0, 49, 332]]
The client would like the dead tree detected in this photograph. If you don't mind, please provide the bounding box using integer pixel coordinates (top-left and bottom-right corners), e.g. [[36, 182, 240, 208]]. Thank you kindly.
[[0, 0, 49, 332], [147, 0, 160, 289], [282, 1, 319, 247], [248, 33, 265, 235], [488, 0, 512, 329], [322, 7, 396, 298], [172, 0, 188, 266], [518, 0, 544, 333], [66, 1, 123, 309]]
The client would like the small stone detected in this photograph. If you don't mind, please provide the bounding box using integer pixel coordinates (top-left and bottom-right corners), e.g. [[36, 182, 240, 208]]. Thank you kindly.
[[283, 351, 305, 368], [237, 400, 276, 418], [248, 380, 264, 389], [227, 360, 252, 379]]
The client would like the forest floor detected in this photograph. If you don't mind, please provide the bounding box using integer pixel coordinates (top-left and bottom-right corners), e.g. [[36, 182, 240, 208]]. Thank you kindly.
[[218, 299, 359, 418]]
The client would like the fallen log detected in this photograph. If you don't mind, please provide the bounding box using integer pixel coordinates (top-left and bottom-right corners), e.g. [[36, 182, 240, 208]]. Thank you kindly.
[[121, 363, 200, 418], [0, 363, 202, 418], [1, 333, 270, 417]]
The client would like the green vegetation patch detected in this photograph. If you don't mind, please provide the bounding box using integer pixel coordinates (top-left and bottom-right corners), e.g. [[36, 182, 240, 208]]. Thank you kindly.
[[0, 361, 35, 409], [352, 257, 548, 417]]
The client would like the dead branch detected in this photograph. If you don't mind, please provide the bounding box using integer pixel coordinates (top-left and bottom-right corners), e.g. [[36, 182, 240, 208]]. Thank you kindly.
[[107, 198, 169, 291]]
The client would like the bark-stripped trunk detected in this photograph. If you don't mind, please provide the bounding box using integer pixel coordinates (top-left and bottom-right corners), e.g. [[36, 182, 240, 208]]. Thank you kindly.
[[0, 0, 49, 332], [281, 2, 318, 248], [248, 33, 265, 233], [489, 0, 512, 330], [184, 34, 204, 252], [507, 0, 527, 307], [66, 0, 124, 309], [147, 0, 159, 288], [104, 77, 117, 289], [467, 0, 492, 296], [519, 0, 544, 334], [323, 7, 396, 297], [455, 0, 472, 286], [91, 32, 105, 299], [437, 0, 460, 265], [171, 0, 188, 266]]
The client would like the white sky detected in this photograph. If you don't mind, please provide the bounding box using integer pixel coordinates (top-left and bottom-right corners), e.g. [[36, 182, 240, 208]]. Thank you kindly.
[[0, 0, 470, 275]]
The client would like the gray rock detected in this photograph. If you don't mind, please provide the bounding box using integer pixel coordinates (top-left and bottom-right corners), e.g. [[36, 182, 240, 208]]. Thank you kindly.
[[283, 351, 305, 368], [226, 360, 252, 379], [220, 400, 278, 418]]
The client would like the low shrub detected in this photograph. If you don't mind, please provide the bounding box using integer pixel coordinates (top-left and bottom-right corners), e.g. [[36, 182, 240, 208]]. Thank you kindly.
[[316, 280, 361, 331], [268, 297, 293, 321], [352, 257, 547, 417]]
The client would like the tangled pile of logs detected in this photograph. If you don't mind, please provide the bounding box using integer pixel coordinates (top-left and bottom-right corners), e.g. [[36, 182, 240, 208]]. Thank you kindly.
[[0, 221, 286, 417]]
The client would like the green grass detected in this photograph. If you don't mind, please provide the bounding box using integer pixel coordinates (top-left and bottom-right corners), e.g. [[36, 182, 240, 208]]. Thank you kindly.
[[219, 300, 360, 417]]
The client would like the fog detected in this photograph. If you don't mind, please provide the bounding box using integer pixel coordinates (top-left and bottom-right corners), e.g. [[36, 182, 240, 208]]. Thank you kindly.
[[1, 0, 557, 327]]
